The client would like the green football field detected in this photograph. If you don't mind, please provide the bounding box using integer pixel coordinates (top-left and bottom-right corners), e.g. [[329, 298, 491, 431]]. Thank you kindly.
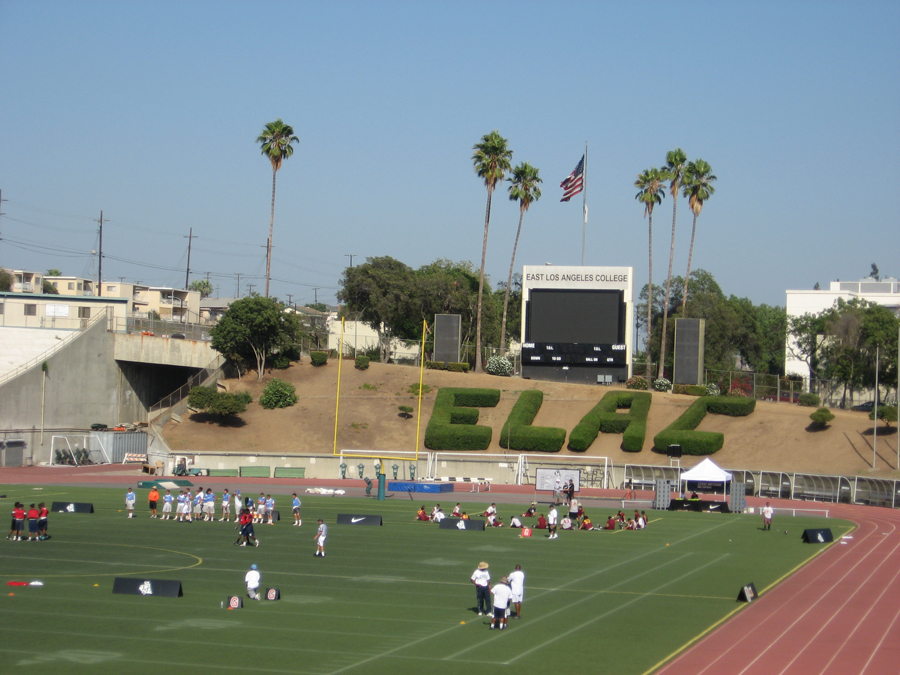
[[0, 485, 852, 675]]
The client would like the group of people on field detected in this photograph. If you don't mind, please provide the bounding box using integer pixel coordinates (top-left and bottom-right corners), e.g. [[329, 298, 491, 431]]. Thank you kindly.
[[7, 502, 49, 541]]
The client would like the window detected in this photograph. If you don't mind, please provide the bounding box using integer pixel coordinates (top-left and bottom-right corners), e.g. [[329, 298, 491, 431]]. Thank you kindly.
[[78, 307, 91, 319], [52, 281, 59, 289], [0, 302, 4, 315], [67, 282, 75, 290], [107, 285, 116, 292], [77, 282, 83, 291], [24, 304, 37, 316]]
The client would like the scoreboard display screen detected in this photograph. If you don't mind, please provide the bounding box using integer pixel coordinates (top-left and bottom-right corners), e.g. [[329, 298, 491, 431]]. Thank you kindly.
[[526, 289, 625, 343]]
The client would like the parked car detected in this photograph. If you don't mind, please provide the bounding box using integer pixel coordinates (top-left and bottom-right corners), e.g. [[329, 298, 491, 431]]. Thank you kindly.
[[851, 401, 877, 412]]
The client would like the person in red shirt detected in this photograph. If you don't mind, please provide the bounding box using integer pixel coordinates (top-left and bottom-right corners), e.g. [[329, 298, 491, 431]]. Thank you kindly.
[[26, 504, 40, 541], [603, 515, 617, 530], [38, 503, 49, 540], [536, 514, 548, 529], [8, 503, 25, 540]]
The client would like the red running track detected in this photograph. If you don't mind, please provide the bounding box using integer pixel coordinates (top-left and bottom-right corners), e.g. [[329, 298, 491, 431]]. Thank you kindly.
[[654, 502, 900, 675]]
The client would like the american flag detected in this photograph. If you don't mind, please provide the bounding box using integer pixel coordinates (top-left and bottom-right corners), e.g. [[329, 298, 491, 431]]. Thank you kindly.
[[559, 155, 585, 202]]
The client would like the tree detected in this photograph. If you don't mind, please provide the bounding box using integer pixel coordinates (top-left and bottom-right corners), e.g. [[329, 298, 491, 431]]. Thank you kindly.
[[501, 162, 541, 357], [188, 279, 213, 298], [471, 130, 512, 372], [680, 159, 717, 315], [337, 256, 417, 362], [635, 167, 667, 378], [870, 263, 880, 281], [257, 118, 299, 298], [46, 268, 62, 277], [658, 148, 687, 379], [305, 302, 328, 313], [210, 296, 303, 380], [0, 270, 10, 292], [41, 280, 58, 294]]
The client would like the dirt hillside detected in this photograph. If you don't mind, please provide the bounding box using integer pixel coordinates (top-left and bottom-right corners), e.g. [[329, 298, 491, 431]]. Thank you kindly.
[[162, 361, 900, 478]]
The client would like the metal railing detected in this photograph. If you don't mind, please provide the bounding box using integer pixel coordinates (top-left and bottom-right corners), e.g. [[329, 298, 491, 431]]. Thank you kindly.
[[116, 317, 213, 341], [148, 353, 225, 416]]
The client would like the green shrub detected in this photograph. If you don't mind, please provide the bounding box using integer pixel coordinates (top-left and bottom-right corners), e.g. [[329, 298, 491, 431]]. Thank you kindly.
[[424, 387, 500, 450], [499, 390, 566, 452], [234, 391, 253, 406], [281, 344, 301, 361], [870, 405, 898, 427], [568, 391, 651, 452], [206, 392, 247, 418], [685, 385, 707, 396], [809, 407, 834, 427], [625, 376, 649, 390], [653, 378, 672, 392], [355, 356, 370, 370], [188, 386, 218, 410], [425, 360, 446, 370], [260, 378, 298, 409], [398, 405, 413, 419], [310, 351, 328, 367], [271, 354, 291, 370], [798, 392, 820, 407], [705, 397, 756, 416], [447, 362, 470, 373], [485, 356, 513, 376]]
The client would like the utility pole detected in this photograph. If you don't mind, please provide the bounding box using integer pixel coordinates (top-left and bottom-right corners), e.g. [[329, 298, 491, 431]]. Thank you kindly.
[[313, 287, 320, 306], [184, 228, 197, 289], [0, 189, 6, 265], [95, 211, 108, 297], [345, 253, 357, 269], [247, 283, 255, 296], [236, 273, 241, 298], [286, 293, 293, 307]]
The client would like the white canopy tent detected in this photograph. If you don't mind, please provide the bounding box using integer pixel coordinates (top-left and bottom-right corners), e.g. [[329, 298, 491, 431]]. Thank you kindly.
[[680, 458, 732, 500]]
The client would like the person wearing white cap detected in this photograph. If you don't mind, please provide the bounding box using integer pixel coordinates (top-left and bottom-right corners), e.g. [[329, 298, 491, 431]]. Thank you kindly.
[[245, 564, 261, 601], [470, 562, 491, 616]]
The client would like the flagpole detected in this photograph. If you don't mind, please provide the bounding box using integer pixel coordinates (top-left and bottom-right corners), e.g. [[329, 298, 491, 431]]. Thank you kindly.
[[582, 142, 588, 266]]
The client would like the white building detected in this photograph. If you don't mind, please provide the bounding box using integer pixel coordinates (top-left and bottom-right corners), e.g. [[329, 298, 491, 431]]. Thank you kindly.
[[785, 277, 900, 378]]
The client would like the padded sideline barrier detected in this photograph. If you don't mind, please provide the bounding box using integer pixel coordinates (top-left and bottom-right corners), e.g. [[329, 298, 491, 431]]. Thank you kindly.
[[336, 514, 383, 525], [439, 518, 485, 531], [113, 577, 183, 597], [51, 501, 94, 513]]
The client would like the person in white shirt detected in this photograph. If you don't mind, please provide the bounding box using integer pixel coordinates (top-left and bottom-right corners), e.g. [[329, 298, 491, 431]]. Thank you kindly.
[[489, 577, 512, 630], [245, 564, 261, 601], [509, 515, 523, 528], [483, 503, 497, 517], [547, 506, 558, 539], [762, 502, 774, 531], [560, 516, 573, 530], [507, 565, 525, 619], [470, 562, 491, 616], [433, 509, 446, 523]]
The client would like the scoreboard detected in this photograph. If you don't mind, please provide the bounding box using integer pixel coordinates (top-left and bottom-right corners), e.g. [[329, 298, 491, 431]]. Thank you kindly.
[[520, 265, 633, 385]]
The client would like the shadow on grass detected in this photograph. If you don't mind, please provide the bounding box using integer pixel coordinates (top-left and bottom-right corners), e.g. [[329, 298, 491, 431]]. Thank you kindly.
[[189, 412, 247, 428]]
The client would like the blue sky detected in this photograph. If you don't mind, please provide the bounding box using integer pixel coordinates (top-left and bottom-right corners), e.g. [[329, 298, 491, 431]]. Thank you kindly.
[[1, 1, 898, 308]]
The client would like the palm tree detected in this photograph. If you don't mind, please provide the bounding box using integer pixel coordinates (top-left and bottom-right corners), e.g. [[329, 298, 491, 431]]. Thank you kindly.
[[257, 119, 299, 298], [680, 159, 717, 315], [500, 162, 542, 357], [657, 148, 687, 380], [471, 130, 513, 371], [634, 167, 666, 378]]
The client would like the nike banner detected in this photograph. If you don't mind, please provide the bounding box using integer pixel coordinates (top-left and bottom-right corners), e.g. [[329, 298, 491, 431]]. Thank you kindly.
[[336, 514, 383, 526]]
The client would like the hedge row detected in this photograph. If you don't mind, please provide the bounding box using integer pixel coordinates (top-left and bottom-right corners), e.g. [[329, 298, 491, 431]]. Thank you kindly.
[[568, 391, 652, 453], [424, 387, 500, 450], [425, 361, 471, 373], [653, 396, 756, 455], [498, 390, 566, 453]]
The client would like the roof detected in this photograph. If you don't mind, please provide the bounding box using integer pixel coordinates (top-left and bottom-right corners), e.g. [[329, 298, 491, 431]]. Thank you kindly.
[[680, 458, 732, 482]]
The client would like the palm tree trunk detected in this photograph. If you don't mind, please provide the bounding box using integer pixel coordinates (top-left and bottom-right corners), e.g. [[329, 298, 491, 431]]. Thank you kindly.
[[475, 187, 494, 372], [681, 212, 699, 316], [500, 207, 525, 358], [265, 169, 277, 298], [645, 212, 653, 379], [658, 199, 678, 380]]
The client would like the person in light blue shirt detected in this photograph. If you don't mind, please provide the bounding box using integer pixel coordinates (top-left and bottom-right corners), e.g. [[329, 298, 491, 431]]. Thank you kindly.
[[125, 488, 136, 519], [203, 489, 216, 521], [265, 495, 275, 524], [162, 490, 174, 520], [220, 489, 231, 522], [291, 493, 302, 526]]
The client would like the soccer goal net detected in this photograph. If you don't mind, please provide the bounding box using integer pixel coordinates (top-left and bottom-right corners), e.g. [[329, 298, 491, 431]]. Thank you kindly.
[[50, 435, 112, 466]]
